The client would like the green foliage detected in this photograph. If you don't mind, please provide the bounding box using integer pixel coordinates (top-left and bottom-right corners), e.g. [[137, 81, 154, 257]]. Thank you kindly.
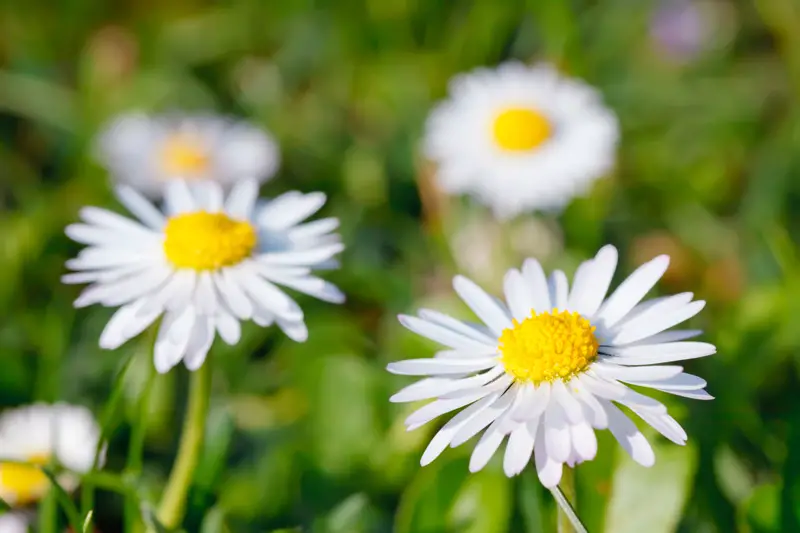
[[2, 0, 800, 531]]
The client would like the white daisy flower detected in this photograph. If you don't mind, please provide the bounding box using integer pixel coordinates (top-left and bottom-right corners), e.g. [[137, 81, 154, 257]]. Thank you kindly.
[[388, 245, 714, 487], [95, 112, 280, 196], [63, 179, 344, 373], [424, 62, 619, 219], [0, 511, 30, 533], [0, 404, 100, 506]]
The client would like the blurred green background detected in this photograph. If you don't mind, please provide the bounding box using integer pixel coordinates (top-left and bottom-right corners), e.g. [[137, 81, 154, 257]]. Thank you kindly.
[[2, 0, 800, 531]]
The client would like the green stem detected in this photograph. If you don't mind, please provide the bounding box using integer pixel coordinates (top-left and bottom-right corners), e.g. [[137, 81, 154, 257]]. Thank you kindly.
[[552, 468, 587, 533], [39, 488, 58, 533], [156, 361, 212, 529]]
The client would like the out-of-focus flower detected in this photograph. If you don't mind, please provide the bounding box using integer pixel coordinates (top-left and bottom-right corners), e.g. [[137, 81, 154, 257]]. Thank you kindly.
[[388, 245, 714, 487], [63, 180, 344, 373], [95, 113, 279, 196], [424, 62, 619, 219], [0, 404, 100, 506], [0, 511, 30, 533], [650, 0, 737, 63]]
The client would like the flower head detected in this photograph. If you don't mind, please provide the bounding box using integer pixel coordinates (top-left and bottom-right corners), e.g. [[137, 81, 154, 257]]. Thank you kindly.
[[424, 62, 619, 219], [0, 404, 100, 506], [95, 112, 279, 196], [64, 180, 344, 373], [388, 246, 713, 487]]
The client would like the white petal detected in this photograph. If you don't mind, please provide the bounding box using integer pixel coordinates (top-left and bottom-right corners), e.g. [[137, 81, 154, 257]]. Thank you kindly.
[[451, 386, 516, 447], [544, 401, 571, 463], [613, 293, 694, 332], [534, 423, 563, 488], [398, 314, 495, 350], [224, 179, 259, 220], [420, 393, 499, 466], [98, 299, 160, 349], [551, 380, 585, 424], [390, 366, 505, 403], [570, 377, 608, 429], [258, 243, 344, 267], [194, 272, 219, 315], [521, 259, 551, 313], [453, 275, 512, 335], [78, 206, 154, 236], [504, 269, 534, 321], [548, 270, 569, 311], [288, 218, 340, 242], [417, 309, 496, 344], [611, 301, 706, 345], [154, 307, 195, 373], [626, 329, 702, 345], [602, 400, 655, 467], [592, 362, 684, 381], [258, 191, 327, 230], [651, 388, 714, 400], [578, 245, 618, 317], [468, 415, 508, 473], [595, 255, 670, 328], [570, 421, 597, 462], [277, 318, 308, 342], [215, 310, 242, 346], [503, 421, 536, 476], [510, 381, 551, 422], [602, 341, 716, 365], [115, 186, 165, 229], [582, 374, 667, 414], [566, 260, 595, 314], [387, 357, 498, 376], [164, 180, 196, 215], [623, 372, 707, 391], [629, 407, 687, 445], [404, 387, 502, 428], [214, 269, 254, 320], [74, 265, 172, 308], [262, 272, 345, 304], [237, 265, 303, 321], [183, 317, 215, 370]]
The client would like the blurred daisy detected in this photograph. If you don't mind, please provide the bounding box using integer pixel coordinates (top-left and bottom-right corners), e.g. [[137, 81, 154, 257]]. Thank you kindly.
[[0, 404, 100, 506], [424, 62, 619, 218], [388, 245, 713, 487], [96, 112, 279, 196], [64, 179, 344, 373], [0, 511, 29, 533]]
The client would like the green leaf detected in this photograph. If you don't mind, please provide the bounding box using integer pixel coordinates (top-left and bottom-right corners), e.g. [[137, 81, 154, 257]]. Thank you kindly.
[[603, 440, 698, 533], [742, 483, 781, 533], [447, 464, 512, 533], [199, 506, 231, 533], [318, 493, 379, 533], [518, 471, 547, 533], [395, 456, 470, 533], [38, 467, 83, 533]]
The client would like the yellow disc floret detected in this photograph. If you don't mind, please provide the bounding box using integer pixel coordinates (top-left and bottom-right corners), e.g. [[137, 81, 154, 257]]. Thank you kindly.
[[163, 212, 257, 270], [499, 310, 599, 383], [492, 107, 552, 152], [0, 454, 51, 505], [161, 135, 210, 177]]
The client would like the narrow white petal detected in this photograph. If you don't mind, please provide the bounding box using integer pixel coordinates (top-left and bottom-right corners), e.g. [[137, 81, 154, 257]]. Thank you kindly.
[[544, 401, 571, 463], [78, 206, 154, 236], [511, 381, 551, 422], [504, 269, 534, 321], [262, 272, 345, 304], [215, 310, 242, 346], [417, 309, 496, 344], [595, 255, 670, 328], [224, 179, 259, 220], [651, 388, 714, 400], [548, 270, 569, 311], [420, 393, 498, 466], [451, 387, 516, 447], [628, 407, 687, 445], [387, 357, 498, 376], [154, 307, 195, 373], [164, 180, 196, 215], [566, 260, 595, 314], [258, 243, 344, 267], [570, 421, 597, 462], [468, 415, 508, 473], [602, 400, 655, 466], [288, 217, 340, 241], [503, 421, 536, 476], [98, 299, 159, 350], [194, 272, 218, 315], [404, 387, 501, 428], [258, 191, 327, 230], [592, 362, 684, 381], [453, 275, 513, 335], [623, 372, 707, 391], [625, 329, 703, 345], [440, 374, 513, 400], [390, 366, 505, 403], [214, 269, 254, 320], [534, 423, 563, 488], [551, 380, 585, 424], [613, 293, 693, 332], [611, 301, 706, 345], [522, 259, 551, 313], [579, 245, 618, 317], [276, 318, 308, 342], [570, 377, 608, 429], [602, 341, 716, 365], [398, 314, 494, 350], [114, 185, 165, 229], [183, 316, 215, 370], [238, 265, 303, 321]]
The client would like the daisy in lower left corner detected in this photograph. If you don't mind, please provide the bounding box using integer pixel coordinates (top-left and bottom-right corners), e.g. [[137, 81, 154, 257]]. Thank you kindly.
[[0, 404, 100, 506], [388, 245, 714, 487], [63, 179, 344, 373]]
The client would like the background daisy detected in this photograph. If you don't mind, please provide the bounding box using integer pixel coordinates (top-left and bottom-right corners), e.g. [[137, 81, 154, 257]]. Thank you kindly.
[[424, 62, 619, 218], [63, 179, 344, 373], [0, 404, 100, 506], [388, 245, 713, 487], [95, 112, 280, 196]]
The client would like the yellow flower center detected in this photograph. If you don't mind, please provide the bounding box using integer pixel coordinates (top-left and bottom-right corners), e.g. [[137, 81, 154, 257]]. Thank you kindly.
[[163, 212, 257, 270], [492, 107, 552, 152], [498, 310, 599, 383], [160, 135, 210, 177], [0, 454, 51, 504]]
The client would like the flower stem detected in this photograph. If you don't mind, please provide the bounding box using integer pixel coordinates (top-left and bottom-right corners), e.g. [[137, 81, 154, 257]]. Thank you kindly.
[[125, 354, 156, 533], [156, 361, 212, 529], [552, 468, 588, 533]]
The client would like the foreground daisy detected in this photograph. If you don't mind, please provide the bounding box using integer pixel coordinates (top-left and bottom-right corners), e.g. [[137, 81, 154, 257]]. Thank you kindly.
[[64, 179, 344, 373], [95, 112, 279, 196], [0, 404, 100, 506], [424, 62, 619, 218], [388, 246, 713, 487]]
